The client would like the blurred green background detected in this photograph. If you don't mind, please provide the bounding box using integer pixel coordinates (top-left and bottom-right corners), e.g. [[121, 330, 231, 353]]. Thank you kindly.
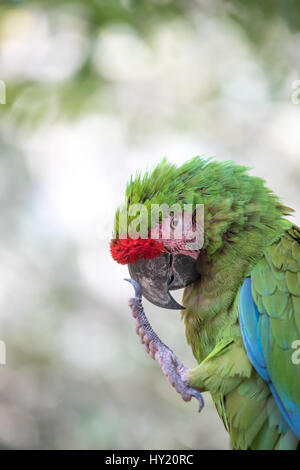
[[0, 0, 299, 450]]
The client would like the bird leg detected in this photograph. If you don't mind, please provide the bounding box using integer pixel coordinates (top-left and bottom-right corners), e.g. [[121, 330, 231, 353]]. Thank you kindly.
[[125, 278, 204, 412]]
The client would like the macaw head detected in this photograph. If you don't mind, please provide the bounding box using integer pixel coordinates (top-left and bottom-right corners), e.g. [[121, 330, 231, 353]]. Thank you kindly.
[[110, 158, 206, 309], [110, 157, 292, 310]]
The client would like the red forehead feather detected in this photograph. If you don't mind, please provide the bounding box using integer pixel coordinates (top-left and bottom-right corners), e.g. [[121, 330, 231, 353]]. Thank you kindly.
[[110, 237, 166, 265]]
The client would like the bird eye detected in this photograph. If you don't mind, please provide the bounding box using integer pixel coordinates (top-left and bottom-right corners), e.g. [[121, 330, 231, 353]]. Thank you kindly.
[[170, 214, 179, 229]]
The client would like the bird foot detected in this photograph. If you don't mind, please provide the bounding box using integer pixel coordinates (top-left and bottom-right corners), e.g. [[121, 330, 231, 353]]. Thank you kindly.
[[125, 278, 204, 412]]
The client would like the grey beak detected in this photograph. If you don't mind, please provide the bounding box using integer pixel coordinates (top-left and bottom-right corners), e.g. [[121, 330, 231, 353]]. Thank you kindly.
[[128, 253, 200, 310]]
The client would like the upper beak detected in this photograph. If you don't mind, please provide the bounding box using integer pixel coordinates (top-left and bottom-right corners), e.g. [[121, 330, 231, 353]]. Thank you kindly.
[[128, 253, 200, 310]]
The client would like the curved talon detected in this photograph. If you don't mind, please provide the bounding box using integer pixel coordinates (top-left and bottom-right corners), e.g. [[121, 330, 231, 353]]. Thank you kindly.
[[124, 278, 142, 299], [190, 389, 204, 412]]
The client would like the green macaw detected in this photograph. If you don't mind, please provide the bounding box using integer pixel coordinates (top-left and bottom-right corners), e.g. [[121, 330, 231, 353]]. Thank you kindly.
[[110, 157, 300, 450]]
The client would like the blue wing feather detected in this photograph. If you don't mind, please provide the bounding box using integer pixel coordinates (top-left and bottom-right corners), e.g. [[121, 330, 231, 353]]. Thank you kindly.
[[239, 277, 300, 438]]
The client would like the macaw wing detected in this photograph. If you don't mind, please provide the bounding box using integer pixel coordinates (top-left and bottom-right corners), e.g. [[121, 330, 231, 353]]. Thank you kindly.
[[239, 226, 300, 438]]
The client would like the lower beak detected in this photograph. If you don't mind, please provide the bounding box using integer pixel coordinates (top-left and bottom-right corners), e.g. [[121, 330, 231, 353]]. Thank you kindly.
[[128, 253, 200, 310]]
